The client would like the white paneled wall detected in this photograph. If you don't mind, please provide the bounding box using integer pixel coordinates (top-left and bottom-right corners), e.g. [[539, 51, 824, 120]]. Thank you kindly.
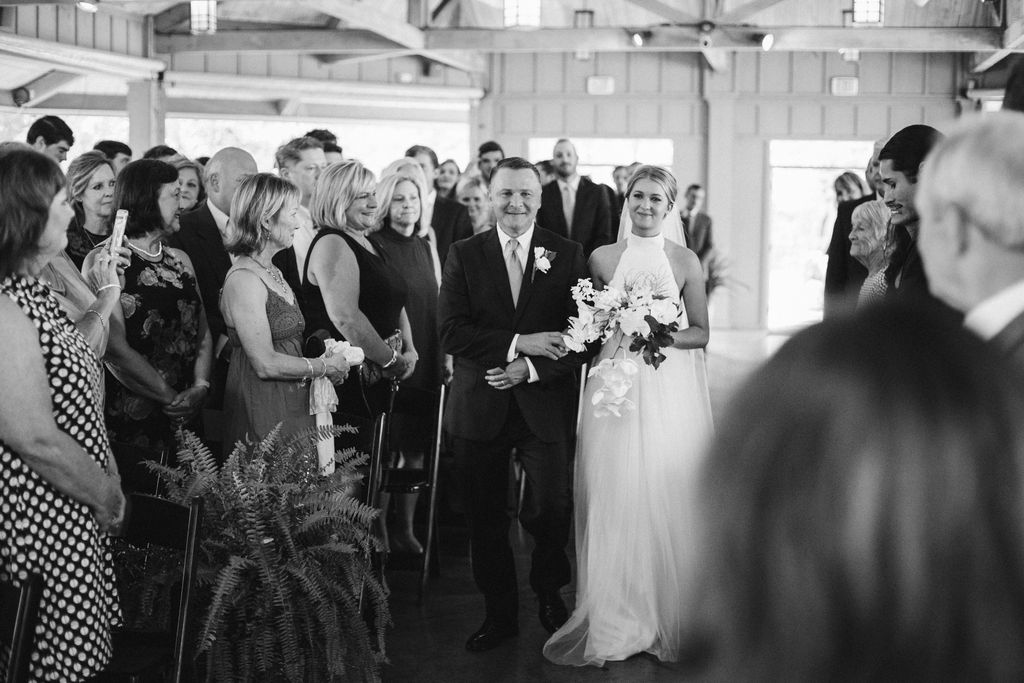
[[482, 50, 961, 328], [10, 4, 147, 56]]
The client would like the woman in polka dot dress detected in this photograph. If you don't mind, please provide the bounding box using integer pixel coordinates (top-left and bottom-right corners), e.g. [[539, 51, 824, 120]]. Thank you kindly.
[[0, 149, 125, 681]]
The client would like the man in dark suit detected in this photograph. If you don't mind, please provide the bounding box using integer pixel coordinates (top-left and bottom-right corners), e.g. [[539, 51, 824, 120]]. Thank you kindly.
[[406, 144, 472, 267], [439, 157, 588, 652], [917, 113, 1024, 367], [169, 146, 257, 407], [537, 138, 613, 258]]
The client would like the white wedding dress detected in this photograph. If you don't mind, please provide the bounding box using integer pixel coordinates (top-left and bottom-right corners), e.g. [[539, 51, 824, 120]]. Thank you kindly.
[[543, 231, 714, 667]]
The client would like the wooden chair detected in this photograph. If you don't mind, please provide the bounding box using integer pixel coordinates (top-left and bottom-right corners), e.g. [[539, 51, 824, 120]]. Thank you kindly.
[[110, 442, 167, 496], [0, 573, 43, 683], [366, 383, 446, 603], [96, 494, 203, 683]]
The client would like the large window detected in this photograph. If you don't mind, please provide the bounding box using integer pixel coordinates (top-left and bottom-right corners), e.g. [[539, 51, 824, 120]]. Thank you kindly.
[[527, 137, 674, 187]]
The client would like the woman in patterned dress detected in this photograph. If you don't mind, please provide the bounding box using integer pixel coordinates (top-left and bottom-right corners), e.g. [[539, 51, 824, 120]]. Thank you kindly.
[[218, 173, 349, 454], [83, 160, 213, 451], [0, 148, 125, 681]]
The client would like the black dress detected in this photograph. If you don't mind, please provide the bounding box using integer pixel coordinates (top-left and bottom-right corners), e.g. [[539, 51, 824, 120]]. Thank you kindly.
[[65, 215, 109, 270], [301, 228, 408, 417], [372, 227, 441, 391]]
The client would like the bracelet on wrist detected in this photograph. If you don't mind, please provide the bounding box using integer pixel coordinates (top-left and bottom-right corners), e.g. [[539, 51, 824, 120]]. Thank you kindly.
[[303, 358, 314, 381], [96, 283, 121, 293], [83, 309, 107, 333], [382, 349, 399, 369], [193, 379, 211, 392], [318, 358, 329, 379]]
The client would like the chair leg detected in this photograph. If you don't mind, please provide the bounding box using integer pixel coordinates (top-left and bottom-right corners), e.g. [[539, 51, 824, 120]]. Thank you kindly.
[[418, 484, 439, 605]]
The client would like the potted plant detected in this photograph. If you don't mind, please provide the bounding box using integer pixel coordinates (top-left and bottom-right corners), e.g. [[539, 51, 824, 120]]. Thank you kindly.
[[122, 424, 390, 682]]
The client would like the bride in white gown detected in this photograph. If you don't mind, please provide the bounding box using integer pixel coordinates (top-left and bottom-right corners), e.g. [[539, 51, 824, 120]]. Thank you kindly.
[[543, 165, 715, 667]]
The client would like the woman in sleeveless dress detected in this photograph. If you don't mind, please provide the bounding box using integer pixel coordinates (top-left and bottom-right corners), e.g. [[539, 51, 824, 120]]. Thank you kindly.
[[300, 160, 418, 419], [544, 165, 715, 666], [0, 148, 124, 681], [218, 174, 349, 456]]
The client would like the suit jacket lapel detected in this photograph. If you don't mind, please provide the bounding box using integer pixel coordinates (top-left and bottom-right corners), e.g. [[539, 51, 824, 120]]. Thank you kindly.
[[483, 229, 516, 316]]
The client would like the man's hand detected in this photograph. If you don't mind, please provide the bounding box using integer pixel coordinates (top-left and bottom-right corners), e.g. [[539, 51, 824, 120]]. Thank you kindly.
[[515, 332, 568, 360], [485, 358, 529, 391]]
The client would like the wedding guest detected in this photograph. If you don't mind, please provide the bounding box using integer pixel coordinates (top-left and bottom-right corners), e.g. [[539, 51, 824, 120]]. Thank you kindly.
[[373, 170, 442, 553], [849, 200, 890, 308], [26, 114, 73, 163], [694, 304, 1024, 680], [301, 160, 417, 418], [436, 158, 461, 199], [538, 138, 614, 258], [174, 155, 205, 213], [85, 160, 213, 450], [477, 140, 504, 184], [456, 175, 494, 235], [917, 112, 1024, 367], [0, 148, 124, 681], [833, 170, 868, 203], [380, 158, 443, 282], [405, 144, 472, 269], [93, 139, 132, 175], [324, 142, 344, 165], [65, 151, 116, 269], [170, 147, 258, 410], [878, 124, 959, 324], [219, 173, 349, 454], [273, 136, 326, 294], [536, 159, 555, 186]]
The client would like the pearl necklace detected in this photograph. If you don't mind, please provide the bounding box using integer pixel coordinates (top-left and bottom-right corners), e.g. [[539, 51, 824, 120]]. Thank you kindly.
[[128, 240, 163, 260]]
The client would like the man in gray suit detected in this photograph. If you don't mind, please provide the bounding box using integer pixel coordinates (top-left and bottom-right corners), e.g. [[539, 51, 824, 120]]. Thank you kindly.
[[918, 112, 1024, 365]]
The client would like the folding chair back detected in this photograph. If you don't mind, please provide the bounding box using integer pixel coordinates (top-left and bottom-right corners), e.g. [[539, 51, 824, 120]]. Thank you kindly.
[[0, 573, 43, 683]]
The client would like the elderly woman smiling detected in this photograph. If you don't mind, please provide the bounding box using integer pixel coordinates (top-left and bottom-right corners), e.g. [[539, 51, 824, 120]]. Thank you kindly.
[[848, 200, 890, 308], [0, 148, 124, 681]]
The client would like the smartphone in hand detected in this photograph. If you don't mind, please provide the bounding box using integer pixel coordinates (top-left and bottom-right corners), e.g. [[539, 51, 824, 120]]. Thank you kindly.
[[108, 209, 128, 255]]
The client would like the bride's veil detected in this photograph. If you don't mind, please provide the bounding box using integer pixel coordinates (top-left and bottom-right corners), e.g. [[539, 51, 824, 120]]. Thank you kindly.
[[616, 202, 687, 246]]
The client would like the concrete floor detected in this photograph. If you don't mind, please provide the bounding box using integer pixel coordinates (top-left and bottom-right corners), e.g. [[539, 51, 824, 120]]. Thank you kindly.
[[381, 331, 777, 683]]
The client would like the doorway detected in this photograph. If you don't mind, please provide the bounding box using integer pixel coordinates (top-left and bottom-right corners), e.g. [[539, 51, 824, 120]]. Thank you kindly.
[[766, 139, 874, 331]]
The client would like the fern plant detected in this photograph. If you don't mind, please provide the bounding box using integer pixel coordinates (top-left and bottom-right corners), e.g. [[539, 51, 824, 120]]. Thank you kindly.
[[133, 424, 389, 682]]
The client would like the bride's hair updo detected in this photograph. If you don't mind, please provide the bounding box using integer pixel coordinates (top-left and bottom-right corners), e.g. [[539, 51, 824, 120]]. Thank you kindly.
[[625, 165, 678, 206]]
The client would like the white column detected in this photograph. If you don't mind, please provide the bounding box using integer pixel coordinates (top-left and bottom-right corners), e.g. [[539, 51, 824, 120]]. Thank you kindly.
[[127, 78, 166, 158]]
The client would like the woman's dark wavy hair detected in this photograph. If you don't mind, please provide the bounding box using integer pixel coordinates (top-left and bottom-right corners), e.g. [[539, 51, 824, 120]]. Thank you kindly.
[[695, 304, 1024, 681], [112, 159, 179, 237], [0, 148, 66, 280]]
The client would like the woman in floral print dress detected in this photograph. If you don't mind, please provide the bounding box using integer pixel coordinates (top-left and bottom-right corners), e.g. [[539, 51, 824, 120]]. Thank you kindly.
[[84, 160, 213, 451]]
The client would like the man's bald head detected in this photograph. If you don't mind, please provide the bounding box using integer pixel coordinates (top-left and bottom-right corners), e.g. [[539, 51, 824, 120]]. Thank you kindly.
[[205, 147, 257, 215]]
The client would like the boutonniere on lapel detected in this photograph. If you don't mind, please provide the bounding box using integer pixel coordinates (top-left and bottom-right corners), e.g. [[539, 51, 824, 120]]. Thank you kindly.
[[533, 247, 556, 279]]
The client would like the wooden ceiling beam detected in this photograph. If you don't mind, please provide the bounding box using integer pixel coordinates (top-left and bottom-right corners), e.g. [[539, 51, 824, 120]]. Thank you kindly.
[[423, 26, 1001, 52], [624, 0, 702, 24], [16, 69, 81, 107], [153, 3, 190, 33], [972, 17, 1024, 72], [154, 29, 401, 53], [716, 0, 788, 25]]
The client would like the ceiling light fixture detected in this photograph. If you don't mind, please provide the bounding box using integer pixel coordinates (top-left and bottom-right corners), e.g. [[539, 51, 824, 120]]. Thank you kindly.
[[758, 32, 775, 50], [631, 30, 652, 48], [75, 0, 99, 12]]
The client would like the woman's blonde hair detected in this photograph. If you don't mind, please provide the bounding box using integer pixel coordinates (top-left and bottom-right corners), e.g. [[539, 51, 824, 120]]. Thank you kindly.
[[226, 173, 300, 256], [309, 160, 375, 230], [374, 173, 423, 232], [626, 165, 678, 207]]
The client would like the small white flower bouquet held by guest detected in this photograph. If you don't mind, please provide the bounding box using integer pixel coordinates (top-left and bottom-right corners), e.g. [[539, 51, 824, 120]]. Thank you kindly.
[[309, 339, 365, 473], [563, 275, 681, 417]]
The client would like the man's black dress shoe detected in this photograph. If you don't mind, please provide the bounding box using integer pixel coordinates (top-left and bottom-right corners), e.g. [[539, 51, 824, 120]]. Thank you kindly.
[[538, 592, 569, 634], [465, 619, 519, 652]]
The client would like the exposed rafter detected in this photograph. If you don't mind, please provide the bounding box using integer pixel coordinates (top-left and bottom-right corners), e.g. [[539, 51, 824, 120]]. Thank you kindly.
[[972, 16, 1024, 72], [16, 70, 81, 107], [155, 29, 402, 53], [295, 0, 483, 73], [624, 0, 701, 24], [717, 0, 789, 25], [0, 32, 165, 78]]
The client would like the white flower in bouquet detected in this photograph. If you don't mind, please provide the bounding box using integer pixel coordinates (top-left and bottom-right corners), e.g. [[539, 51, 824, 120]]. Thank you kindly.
[[324, 339, 365, 365], [649, 298, 680, 325], [616, 306, 651, 338], [589, 358, 639, 417], [592, 286, 624, 312]]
